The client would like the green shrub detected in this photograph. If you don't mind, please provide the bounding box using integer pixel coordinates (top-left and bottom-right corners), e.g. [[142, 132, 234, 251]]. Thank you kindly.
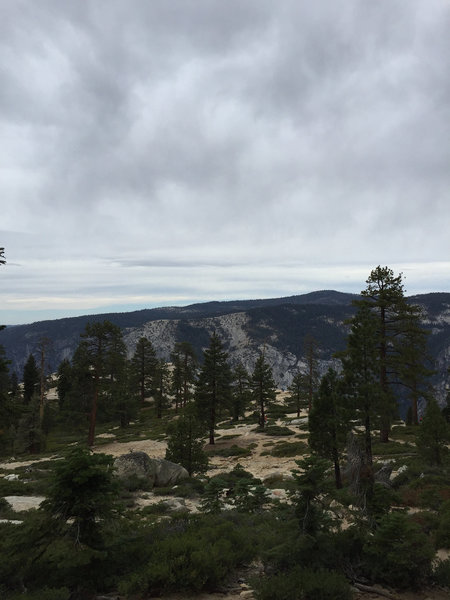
[[118, 514, 257, 597], [432, 559, 450, 587], [409, 510, 439, 537], [257, 425, 295, 436], [152, 478, 205, 498], [253, 566, 352, 600], [371, 439, 415, 456], [363, 511, 434, 589], [261, 441, 307, 457], [206, 444, 252, 457], [266, 405, 288, 419], [436, 500, 450, 548]]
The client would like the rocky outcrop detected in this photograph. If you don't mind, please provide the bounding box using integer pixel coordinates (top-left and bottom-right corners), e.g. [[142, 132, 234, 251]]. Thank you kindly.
[[152, 457, 189, 487], [114, 452, 188, 489], [2, 291, 449, 404], [114, 451, 157, 488]]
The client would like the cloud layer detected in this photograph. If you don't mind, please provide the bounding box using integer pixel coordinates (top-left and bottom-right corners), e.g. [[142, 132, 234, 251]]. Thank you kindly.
[[1, 1, 449, 324]]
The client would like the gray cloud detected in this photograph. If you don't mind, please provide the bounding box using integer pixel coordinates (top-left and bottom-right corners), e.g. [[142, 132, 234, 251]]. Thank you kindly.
[[1, 1, 449, 324]]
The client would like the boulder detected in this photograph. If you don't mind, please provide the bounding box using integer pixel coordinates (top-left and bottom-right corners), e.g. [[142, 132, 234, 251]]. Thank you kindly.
[[114, 452, 157, 488], [114, 452, 188, 489], [375, 463, 393, 487], [152, 458, 189, 487]]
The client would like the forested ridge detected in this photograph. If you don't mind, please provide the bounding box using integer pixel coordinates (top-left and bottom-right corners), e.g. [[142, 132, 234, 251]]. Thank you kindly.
[[0, 265, 449, 599]]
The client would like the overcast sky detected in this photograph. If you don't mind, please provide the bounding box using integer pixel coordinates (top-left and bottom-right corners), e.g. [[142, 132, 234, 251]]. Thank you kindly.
[[1, 1, 449, 325]]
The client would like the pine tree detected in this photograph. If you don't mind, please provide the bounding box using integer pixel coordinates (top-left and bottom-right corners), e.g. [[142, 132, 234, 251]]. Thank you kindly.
[[14, 397, 44, 454], [56, 358, 73, 409], [130, 337, 158, 405], [231, 362, 252, 421], [0, 344, 14, 453], [23, 353, 40, 403], [396, 303, 434, 425], [286, 371, 308, 417], [341, 304, 383, 470], [251, 352, 276, 428], [195, 332, 232, 444], [170, 341, 197, 411], [357, 266, 408, 442], [154, 359, 170, 419], [308, 368, 350, 489], [42, 447, 120, 547], [416, 397, 450, 466], [76, 321, 127, 446], [165, 407, 208, 475]]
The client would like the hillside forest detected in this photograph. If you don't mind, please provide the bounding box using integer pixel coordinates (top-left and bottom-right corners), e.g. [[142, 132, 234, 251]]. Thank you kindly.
[[0, 262, 450, 599]]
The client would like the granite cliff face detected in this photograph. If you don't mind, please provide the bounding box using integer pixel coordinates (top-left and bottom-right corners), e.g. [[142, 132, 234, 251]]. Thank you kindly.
[[1, 291, 449, 404]]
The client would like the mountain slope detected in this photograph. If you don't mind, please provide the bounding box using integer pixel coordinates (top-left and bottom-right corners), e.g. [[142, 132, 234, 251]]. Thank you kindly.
[[1, 291, 449, 405]]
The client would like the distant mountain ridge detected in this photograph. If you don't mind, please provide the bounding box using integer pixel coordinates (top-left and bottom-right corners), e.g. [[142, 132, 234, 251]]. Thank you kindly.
[[1, 290, 449, 408]]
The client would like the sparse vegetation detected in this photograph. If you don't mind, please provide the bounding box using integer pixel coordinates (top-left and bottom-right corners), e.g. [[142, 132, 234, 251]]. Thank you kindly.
[[0, 265, 449, 598]]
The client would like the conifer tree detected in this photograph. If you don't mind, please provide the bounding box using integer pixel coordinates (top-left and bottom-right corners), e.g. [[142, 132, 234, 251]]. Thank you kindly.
[[309, 368, 350, 488], [165, 407, 208, 475], [195, 332, 232, 444], [0, 344, 14, 453], [56, 358, 73, 409], [130, 337, 158, 405], [356, 266, 433, 441], [357, 266, 408, 441], [396, 303, 434, 425], [23, 353, 40, 403], [76, 321, 127, 446], [251, 352, 276, 428], [286, 371, 308, 417], [154, 359, 170, 418], [231, 362, 252, 421], [416, 397, 450, 466], [341, 304, 383, 469], [170, 341, 197, 411]]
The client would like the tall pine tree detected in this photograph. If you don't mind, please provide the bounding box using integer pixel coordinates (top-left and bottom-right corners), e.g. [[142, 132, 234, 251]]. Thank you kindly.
[[251, 352, 276, 428], [357, 266, 407, 442], [309, 368, 350, 489], [195, 332, 232, 444], [130, 337, 158, 405], [76, 321, 127, 446]]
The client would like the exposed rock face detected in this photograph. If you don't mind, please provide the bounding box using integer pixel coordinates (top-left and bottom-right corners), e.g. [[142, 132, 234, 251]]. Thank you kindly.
[[1, 291, 449, 405], [4, 496, 45, 511], [114, 452, 188, 489]]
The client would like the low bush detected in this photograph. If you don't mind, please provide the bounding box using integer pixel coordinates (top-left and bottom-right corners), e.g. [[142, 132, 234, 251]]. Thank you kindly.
[[362, 511, 434, 589], [432, 559, 450, 587], [252, 566, 352, 600], [118, 513, 257, 597], [255, 425, 295, 437], [261, 441, 307, 457], [266, 405, 288, 419], [206, 444, 252, 457], [436, 500, 450, 548]]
